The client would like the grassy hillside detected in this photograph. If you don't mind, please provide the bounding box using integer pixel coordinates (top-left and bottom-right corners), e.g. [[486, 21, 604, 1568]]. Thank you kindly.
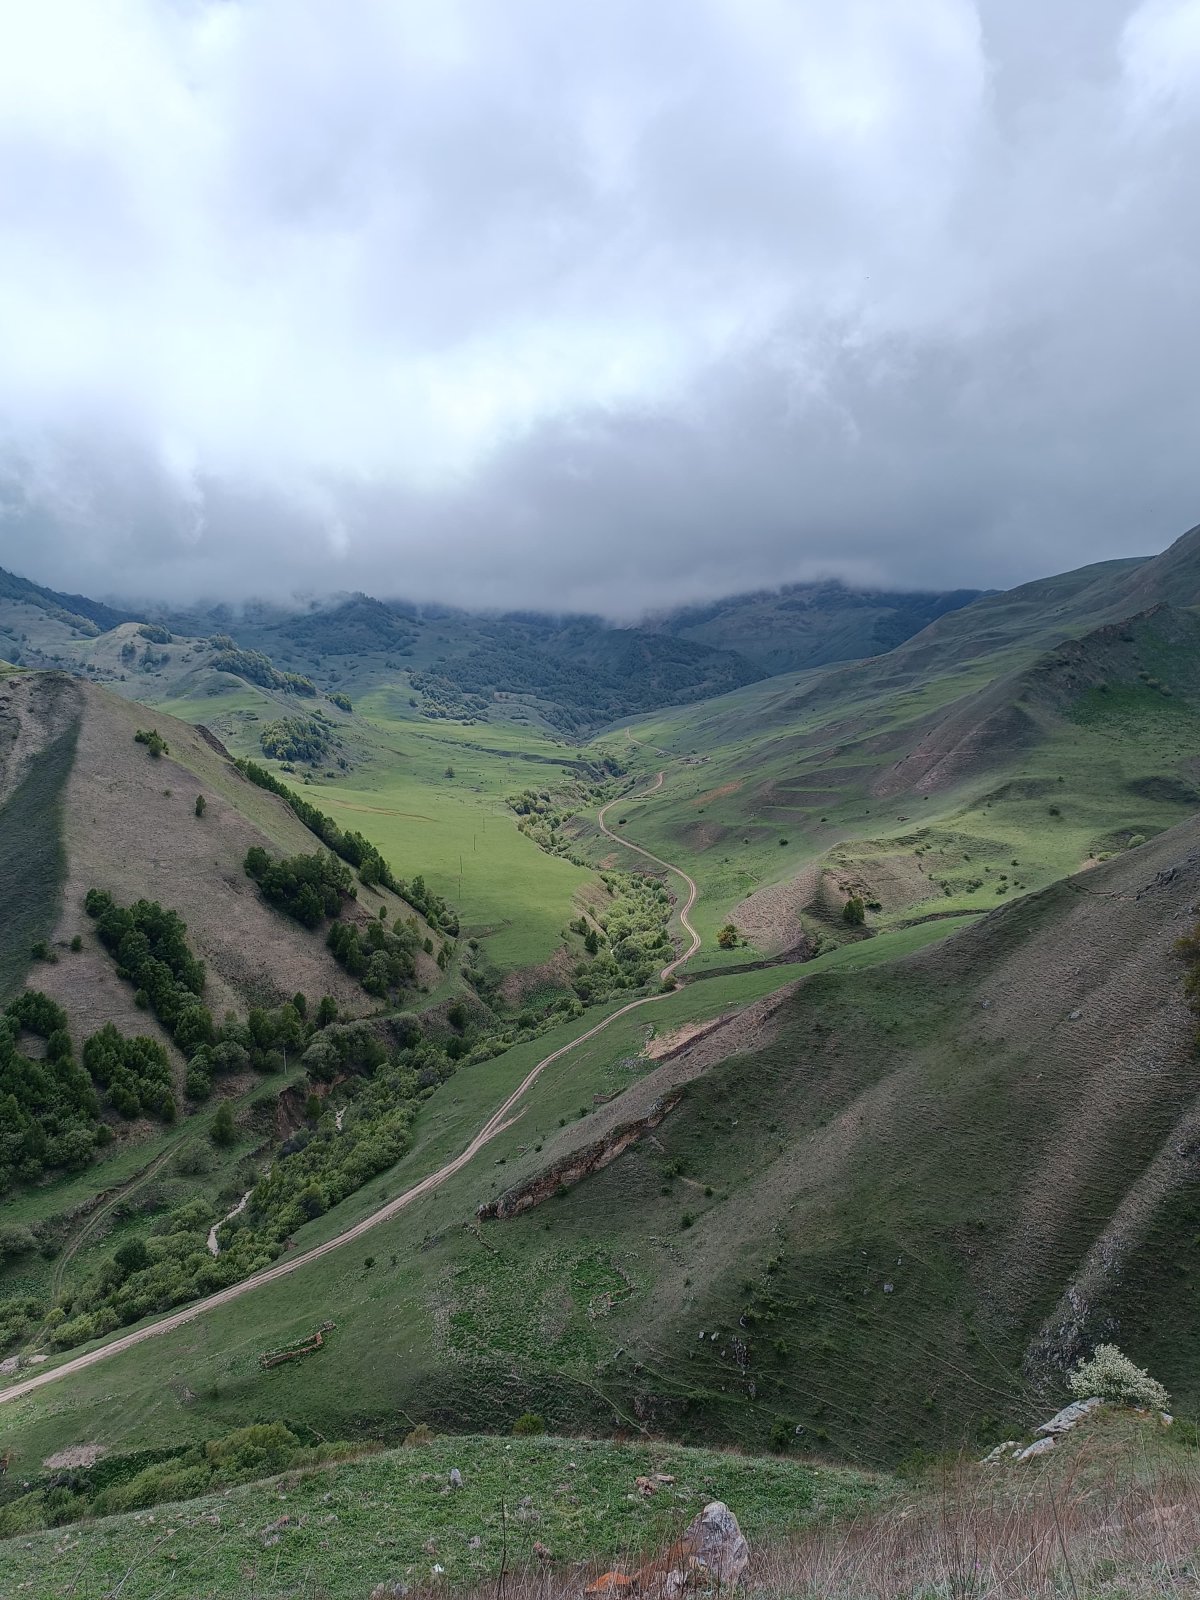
[[0, 1432, 880, 1598], [590, 565, 1200, 960], [649, 578, 984, 674], [3, 816, 1197, 1478]]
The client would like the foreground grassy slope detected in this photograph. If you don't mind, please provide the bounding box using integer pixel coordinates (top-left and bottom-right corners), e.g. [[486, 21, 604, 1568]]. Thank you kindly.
[[0, 1434, 879, 1600]]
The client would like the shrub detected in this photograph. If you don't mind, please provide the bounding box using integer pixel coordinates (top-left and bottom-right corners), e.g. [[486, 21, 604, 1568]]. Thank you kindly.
[[842, 896, 866, 926], [403, 1423, 435, 1447], [195, 794, 206, 817], [134, 728, 169, 758], [512, 1411, 547, 1436], [1068, 1343, 1169, 1410], [211, 1101, 236, 1147]]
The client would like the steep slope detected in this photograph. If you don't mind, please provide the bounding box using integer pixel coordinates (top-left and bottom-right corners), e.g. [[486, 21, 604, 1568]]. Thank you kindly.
[[465, 818, 1200, 1460], [0, 672, 436, 1034], [3, 819, 1197, 1473], [650, 580, 985, 674], [595, 531, 1200, 956]]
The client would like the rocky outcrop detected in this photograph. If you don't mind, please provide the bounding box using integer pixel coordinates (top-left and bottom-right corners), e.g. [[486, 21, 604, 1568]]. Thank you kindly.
[[477, 1096, 682, 1220], [586, 1500, 750, 1595]]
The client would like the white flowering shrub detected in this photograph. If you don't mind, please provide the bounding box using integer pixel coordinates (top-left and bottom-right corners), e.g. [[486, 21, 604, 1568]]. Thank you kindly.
[[1068, 1344, 1169, 1411]]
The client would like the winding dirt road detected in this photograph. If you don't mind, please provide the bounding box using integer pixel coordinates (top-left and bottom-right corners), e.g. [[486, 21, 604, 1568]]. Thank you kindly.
[[0, 771, 698, 1409]]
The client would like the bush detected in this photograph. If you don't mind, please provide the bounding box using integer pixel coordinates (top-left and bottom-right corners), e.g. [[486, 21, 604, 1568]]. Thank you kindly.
[[211, 1101, 236, 1147], [1068, 1343, 1169, 1410], [134, 728, 169, 758], [512, 1411, 546, 1436], [403, 1423, 436, 1447], [842, 896, 866, 926], [0, 1222, 37, 1260]]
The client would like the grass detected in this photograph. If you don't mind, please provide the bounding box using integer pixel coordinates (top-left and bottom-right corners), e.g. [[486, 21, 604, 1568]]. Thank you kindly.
[[0, 713, 78, 1003], [0, 1434, 881, 1599], [157, 680, 600, 974], [586, 612, 1200, 963]]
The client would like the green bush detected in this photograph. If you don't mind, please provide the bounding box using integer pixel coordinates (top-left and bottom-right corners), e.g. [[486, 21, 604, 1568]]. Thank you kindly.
[[512, 1411, 547, 1436]]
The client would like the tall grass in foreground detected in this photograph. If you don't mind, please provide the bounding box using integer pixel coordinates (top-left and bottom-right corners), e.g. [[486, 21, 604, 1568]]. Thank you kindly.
[[410, 1447, 1200, 1600]]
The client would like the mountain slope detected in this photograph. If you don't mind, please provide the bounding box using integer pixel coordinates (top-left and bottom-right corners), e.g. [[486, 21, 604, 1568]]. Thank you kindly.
[[8, 819, 1194, 1472], [650, 580, 985, 674], [595, 528, 1200, 958], [462, 816, 1200, 1460]]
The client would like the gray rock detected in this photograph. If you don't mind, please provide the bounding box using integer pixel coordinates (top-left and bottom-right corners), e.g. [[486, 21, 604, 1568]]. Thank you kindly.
[[677, 1501, 750, 1591], [1013, 1436, 1057, 1462], [1035, 1396, 1103, 1436], [979, 1441, 1018, 1465], [449, 1468, 464, 1490]]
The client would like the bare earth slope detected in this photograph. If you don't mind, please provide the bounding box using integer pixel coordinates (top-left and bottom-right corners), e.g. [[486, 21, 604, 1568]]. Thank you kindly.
[[2, 673, 433, 1036]]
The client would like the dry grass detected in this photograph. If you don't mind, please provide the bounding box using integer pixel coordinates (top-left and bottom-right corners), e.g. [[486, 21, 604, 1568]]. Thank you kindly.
[[412, 1433, 1200, 1600]]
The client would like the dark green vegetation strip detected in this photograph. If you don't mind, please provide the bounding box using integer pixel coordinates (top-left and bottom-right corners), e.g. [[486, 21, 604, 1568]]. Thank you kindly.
[[0, 717, 78, 1003]]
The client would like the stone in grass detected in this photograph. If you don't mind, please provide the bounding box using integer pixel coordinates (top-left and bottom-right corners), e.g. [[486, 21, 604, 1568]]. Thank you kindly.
[[1035, 1396, 1104, 1437], [1013, 1436, 1057, 1462], [449, 1467, 464, 1490], [587, 1500, 750, 1595]]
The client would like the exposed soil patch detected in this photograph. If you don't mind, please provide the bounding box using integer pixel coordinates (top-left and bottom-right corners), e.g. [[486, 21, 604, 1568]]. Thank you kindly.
[[733, 859, 823, 952], [43, 1444, 107, 1469], [691, 780, 744, 808]]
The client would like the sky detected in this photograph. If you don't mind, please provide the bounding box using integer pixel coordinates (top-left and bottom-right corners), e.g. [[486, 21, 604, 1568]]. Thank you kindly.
[[0, 0, 1198, 618]]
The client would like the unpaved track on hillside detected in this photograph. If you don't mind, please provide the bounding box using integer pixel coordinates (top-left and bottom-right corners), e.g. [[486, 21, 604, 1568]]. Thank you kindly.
[[0, 771, 698, 1408]]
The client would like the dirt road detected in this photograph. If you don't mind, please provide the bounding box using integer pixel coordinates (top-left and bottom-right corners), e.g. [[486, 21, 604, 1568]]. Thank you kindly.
[[0, 771, 696, 1409]]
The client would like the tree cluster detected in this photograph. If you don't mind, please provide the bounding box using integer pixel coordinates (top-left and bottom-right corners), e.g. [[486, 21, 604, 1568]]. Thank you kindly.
[[210, 643, 315, 696], [85, 890, 211, 1054], [0, 991, 106, 1192], [244, 846, 352, 927], [258, 714, 333, 764], [327, 916, 420, 998], [82, 1024, 175, 1122], [235, 757, 458, 933], [133, 727, 169, 758]]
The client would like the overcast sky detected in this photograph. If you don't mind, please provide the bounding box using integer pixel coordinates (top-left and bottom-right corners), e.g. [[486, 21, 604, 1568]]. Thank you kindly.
[[0, 0, 1198, 617]]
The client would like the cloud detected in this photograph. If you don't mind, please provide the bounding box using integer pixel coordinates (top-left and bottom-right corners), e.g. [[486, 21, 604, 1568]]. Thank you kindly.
[[0, 0, 1197, 614]]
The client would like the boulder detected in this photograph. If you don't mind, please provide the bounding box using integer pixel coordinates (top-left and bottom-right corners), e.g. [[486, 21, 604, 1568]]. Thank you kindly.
[[449, 1467, 464, 1490], [1034, 1397, 1103, 1437], [1013, 1436, 1057, 1462], [676, 1501, 750, 1591]]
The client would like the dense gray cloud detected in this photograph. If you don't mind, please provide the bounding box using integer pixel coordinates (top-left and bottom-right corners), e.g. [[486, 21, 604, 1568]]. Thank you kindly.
[[0, 0, 1198, 616]]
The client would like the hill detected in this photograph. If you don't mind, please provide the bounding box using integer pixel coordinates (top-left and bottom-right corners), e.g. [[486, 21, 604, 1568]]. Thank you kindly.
[[591, 525, 1200, 959], [2, 810, 1197, 1479], [648, 579, 985, 675]]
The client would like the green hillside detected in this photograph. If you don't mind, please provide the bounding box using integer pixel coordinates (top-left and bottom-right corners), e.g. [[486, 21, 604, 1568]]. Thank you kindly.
[[4, 522, 1200, 1506]]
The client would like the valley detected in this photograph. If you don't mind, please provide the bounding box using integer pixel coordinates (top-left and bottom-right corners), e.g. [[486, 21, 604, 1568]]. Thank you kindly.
[[3, 525, 1200, 1588]]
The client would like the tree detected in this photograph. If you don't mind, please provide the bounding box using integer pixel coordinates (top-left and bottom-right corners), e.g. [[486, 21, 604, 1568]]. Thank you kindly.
[[114, 1237, 151, 1277], [444, 765, 455, 779], [717, 924, 738, 949], [211, 1100, 236, 1147], [195, 795, 206, 818], [842, 896, 866, 926]]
